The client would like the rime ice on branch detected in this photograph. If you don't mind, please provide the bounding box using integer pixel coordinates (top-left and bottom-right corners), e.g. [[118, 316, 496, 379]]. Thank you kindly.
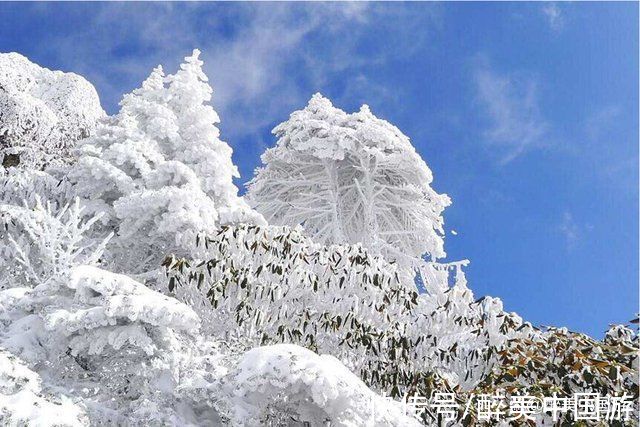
[[247, 94, 450, 267], [246, 94, 466, 296]]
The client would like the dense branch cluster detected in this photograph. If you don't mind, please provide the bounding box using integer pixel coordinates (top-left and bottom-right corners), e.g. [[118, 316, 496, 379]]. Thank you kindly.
[[247, 94, 450, 266], [165, 225, 542, 400]]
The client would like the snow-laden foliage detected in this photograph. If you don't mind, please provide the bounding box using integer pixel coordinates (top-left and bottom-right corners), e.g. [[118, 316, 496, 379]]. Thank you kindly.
[[410, 278, 537, 393], [165, 225, 539, 403], [0, 197, 108, 289], [0, 183, 412, 425], [165, 225, 419, 389], [480, 323, 639, 395], [0, 198, 203, 423], [449, 323, 640, 425], [0, 166, 72, 211], [247, 93, 450, 267], [68, 49, 263, 273], [0, 52, 104, 170], [167, 224, 638, 424]]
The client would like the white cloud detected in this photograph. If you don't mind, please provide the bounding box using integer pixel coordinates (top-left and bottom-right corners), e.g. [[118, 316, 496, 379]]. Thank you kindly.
[[474, 58, 550, 164], [203, 3, 440, 139], [558, 211, 580, 251], [542, 3, 564, 32], [580, 105, 637, 191], [32, 3, 438, 143]]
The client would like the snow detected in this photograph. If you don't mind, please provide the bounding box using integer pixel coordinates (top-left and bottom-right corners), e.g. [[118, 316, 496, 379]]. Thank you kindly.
[[0, 350, 87, 426], [0, 167, 72, 210], [0, 52, 104, 170], [65, 265, 200, 333], [0, 50, 634, 426], [228, 344, 421, 426]]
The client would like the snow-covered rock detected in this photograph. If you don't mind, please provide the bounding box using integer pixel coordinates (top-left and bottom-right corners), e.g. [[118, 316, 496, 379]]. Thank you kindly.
[[0, 52, 104, 170], [227, 344, 421, 426]]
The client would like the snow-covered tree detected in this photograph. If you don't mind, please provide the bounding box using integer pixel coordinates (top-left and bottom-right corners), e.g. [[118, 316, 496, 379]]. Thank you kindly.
[[1, 157, 410, 427], [0, 197, 218, 424], [0, 197, 108, 290], [0, 52, 104, 170], [246, 94, 450, 269], [0, 265, 204, 421], [455, 324, 639, 425], [489, 324, 638, 397], [410, 277, 537, 392], [68, 50, 263, 273]]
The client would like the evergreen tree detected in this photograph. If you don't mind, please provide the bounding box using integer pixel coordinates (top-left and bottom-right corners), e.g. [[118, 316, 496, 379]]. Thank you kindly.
[[69, 50, 263, 272]]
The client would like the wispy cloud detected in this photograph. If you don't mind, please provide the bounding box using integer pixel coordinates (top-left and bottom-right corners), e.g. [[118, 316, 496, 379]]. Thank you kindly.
[[202, 4, 378, 139], [27, 3, 439, 144], [541, 3, 564, 32], [580, 105, 637, 191], [559, 211, 579, 251], [202, 3, 440, 139], [473, 57, 550, 164]]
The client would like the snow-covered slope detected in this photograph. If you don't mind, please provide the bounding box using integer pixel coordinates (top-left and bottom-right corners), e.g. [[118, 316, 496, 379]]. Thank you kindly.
[[0, 52, 104, 169]]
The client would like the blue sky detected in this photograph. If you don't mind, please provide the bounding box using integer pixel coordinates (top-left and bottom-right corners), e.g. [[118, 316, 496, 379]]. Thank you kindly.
[[1, 2, 637, 336]]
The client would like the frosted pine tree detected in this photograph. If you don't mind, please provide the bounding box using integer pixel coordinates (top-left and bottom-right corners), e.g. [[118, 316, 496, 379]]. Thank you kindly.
[[69, 50, 263, 272], [160, 50, 262, 226]]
